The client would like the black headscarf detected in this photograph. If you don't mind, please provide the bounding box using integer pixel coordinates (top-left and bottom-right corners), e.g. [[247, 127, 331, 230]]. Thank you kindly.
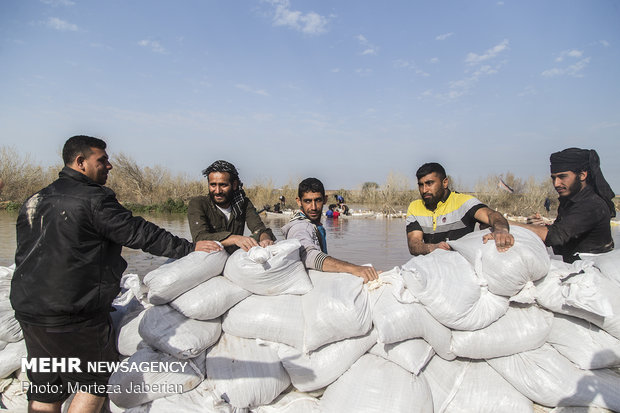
[[202, 160, 246, 218], [550, 148, 616, 217]]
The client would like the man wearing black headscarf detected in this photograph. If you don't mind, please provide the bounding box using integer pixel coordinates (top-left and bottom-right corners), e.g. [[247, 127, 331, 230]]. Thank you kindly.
[[188, 160, 275, 253], [513, 148, 615, 263]]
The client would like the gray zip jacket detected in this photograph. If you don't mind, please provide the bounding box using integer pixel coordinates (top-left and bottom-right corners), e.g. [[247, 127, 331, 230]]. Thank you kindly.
[[281, 211, 329, 271]]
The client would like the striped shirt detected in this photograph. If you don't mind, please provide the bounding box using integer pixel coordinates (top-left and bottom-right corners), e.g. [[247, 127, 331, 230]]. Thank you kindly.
[[406, 191, 486, 243]]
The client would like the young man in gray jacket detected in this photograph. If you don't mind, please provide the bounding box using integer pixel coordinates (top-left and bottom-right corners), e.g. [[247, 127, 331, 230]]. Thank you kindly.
[[281, 177, 379, 283]]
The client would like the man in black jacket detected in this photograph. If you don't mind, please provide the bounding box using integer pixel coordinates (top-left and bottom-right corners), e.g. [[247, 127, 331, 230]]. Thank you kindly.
[[11, 135, 220, 413]]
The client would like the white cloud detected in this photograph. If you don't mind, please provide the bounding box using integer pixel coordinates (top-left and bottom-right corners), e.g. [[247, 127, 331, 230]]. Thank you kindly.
[[137, 40, 166, 54], [331, 68, 341, 73], [429, 57, 439, 64], [465, 39, 509, 65], [555, 49, 583, 62], [235, 84, 270, 96], [46, 17, 77, 31], [517, 85, 537, 97], [357, 34, 378, 55], [393, 59, 429, 76], [542, 50, 591, 78], [267, 0, 329, 35], [41, 0, 75, 6], [436, 32, 453, 41], [355, 68, 373, 77], [599, 40, 610, 47]]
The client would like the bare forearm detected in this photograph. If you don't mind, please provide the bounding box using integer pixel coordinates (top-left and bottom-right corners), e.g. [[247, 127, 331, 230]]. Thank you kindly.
[[408, 240, 435, 256], [509, 221, 549, 241], [322, 256, 359, 273], [488, 210, 510, 232]]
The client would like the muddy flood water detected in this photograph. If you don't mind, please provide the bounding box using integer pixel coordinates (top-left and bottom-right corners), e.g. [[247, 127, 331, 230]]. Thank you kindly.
[[2, 210, 620, 275], [0, 211, 413, 273]]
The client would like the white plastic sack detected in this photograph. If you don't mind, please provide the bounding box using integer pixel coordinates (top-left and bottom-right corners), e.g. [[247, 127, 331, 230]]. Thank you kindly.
[[117, 305, 147, 357], [144, 249, 228, 305], [581, 249, 620, 287], [206, 333, 290, 409], [450, 304, 553, 359], [423, 356, 533, 413], [401, 250, 509, 331], [369, 338, 435, 375], [124, 381, 233, 413], [369, 272, 454, 360], [320, 354, 433, 413], [448, 226, 550, 297], [0, 304, 22, 343], [302, 270, 372, 352], [139, 304, 221, 359], [254, 390, 319, 413], [0, 371, 28, 411], [108, 346, 206, 409], [547, 314, 620, 370], [535, 260, 620, 339], [276, 330, 377, 392], [0, 340, 27, 378], [171, 276, 251, 320], [222, 294, 304, 350], [223, 240, 312, 295], [487, 343, 620, 411]]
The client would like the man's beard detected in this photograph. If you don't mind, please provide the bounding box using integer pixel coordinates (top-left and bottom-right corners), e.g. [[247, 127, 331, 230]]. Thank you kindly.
[[210, 191, 232, 207], [560, 178, 583, 199], [422, 190, 445, 210]]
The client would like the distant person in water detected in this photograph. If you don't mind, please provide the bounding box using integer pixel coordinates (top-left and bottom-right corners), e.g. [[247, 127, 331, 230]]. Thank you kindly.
[[282, 178, 379, 283], [406, 162, 514, 255], [511, 148, 615, 263], [188, 160, 275, 254]]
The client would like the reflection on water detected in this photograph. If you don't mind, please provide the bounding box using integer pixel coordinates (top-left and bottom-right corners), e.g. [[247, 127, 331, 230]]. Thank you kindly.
[[2, 210, 620, 276]]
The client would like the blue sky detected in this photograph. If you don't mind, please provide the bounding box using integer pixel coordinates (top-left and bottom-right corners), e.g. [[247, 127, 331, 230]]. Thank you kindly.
[[1, 0, 619, 192]]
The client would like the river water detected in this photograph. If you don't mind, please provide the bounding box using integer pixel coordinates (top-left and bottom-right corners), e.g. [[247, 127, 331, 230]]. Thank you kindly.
[[2, 210, 619, 275]]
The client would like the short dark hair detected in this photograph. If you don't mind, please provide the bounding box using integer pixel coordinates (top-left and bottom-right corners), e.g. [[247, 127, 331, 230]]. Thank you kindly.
[[416, 162, 446, 181], [298, 177, 325, 198], [62, 135, 107, 166], [202, 160, 240, 184]]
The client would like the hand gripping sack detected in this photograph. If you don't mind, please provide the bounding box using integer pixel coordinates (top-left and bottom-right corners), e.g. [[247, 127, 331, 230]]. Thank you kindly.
[[448, 226, 550, 297], [144, 250, 229, 305], [401, 250, 509, 331], [302, 270, 372, 352], [223, 239, 312, 295], [320, 354, 433, 413], [139, 304, 221, 359]]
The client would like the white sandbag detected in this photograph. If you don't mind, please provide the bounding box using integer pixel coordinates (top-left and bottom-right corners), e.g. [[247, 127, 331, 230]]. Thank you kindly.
[[124, 381, 233, 413], [222, 294, 304, 350], [0, 340, 27, 378], [276, 330, 377, 392], [108, 346, 205, 409], [0, 304, 22, 343], [487, 343, 620, 411], [401, 250, 509, 331], [139, 304, 221, 359], [547, 314, 620, 370], [535, 260, 620, 339], [320, 354, 433, 413], [451, 304, 553, 359], [448, 226, 550, 297], [254, 390, 319, 413], [144, 249, 228, 305], [0, 371, 28, 411], [302, 270, 372, 352], [206, 333, 290, 409], [369, 338, 435, 375], [581, 249, 620, 287], [0, 339, 6, 351], [117, 305, 147, 357], [223, 240, 312, 295], [369, 272, 454, 360], [171, 276, 251, 320], [423, 356, 533, 413]]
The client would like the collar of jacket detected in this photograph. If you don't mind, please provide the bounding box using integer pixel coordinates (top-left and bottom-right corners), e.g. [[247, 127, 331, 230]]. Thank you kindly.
[[59, 166, 102, 186]]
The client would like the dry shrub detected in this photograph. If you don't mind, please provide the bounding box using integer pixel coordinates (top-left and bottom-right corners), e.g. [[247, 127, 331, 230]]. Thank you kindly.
[[473, 172, 556, 217], [0, 146, 58, 203]]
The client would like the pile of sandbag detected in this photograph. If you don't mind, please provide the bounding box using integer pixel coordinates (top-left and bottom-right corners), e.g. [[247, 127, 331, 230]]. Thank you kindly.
[[3, 229, 620, 412]]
